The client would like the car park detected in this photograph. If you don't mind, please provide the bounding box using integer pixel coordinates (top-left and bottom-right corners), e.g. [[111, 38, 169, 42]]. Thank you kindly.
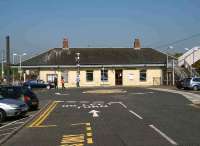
[[0, 86, 39, 110], [0, 95, 28, 122], [23, 80, 54, 89], [183, 77, 200, 91]]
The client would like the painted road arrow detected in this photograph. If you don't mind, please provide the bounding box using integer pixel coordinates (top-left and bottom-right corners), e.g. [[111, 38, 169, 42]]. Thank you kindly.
[[89, 110, 100, 117]]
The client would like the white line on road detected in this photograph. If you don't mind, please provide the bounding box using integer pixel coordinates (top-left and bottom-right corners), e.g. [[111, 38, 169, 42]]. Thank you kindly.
[[128, 110, 143, 119], [0, 133, 11, 137], [149, 124, 178, 145], [0, 127, 18, 132], [0, 116, 29, 129], [119, 102, 127, 109]]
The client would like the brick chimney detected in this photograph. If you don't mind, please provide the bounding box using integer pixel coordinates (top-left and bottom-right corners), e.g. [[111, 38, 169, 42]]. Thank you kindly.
[[63, 38, 69, 49], [133, 38, 141, 50]]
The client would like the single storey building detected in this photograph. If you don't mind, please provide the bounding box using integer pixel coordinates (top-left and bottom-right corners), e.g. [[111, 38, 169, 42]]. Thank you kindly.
[[20, 39, 167, 87]]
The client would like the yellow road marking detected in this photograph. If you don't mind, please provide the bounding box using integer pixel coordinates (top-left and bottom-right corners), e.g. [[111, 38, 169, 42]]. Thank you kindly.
[[86, 133, 92, 137], [71, 123, 90, 126], [86, 127, 92, 131], [35, 102, 57, 126], [28, 101, 58, 127], [87, 138, 93, 144], [61, 134, 84, 144]]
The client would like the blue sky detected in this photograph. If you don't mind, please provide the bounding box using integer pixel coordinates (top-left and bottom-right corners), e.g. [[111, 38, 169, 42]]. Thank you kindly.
[[0, 0, 200, 58]]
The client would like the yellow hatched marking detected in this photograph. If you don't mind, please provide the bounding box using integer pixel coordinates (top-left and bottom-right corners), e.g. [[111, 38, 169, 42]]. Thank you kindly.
[[60, 144, 84, 146], [87, 138, 93, 144], [61, 134, 84, 144], [28, 101, 58, 127], [86, 127, 92, 131], [86, 133, 92, 137]]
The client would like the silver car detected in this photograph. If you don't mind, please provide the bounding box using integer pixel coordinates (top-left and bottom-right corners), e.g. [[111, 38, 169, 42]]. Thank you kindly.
[[183, 77, 200, 91], [0, 95, 28, 122]]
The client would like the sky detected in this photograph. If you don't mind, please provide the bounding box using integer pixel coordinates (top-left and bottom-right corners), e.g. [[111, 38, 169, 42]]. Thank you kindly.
[[1, 0, 200, 60]]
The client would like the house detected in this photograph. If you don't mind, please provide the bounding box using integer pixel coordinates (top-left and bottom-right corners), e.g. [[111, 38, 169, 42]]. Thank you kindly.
[[19, 38, 167, 87]]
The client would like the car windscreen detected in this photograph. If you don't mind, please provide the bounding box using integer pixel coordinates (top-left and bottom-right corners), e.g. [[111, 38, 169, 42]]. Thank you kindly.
[[0, 86, 23, 99]]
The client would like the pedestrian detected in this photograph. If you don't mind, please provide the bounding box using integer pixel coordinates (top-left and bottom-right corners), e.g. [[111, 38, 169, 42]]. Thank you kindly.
[[76, 75, 80, 87], [54, 77, 58, 90], [61, 76, 65, 90]]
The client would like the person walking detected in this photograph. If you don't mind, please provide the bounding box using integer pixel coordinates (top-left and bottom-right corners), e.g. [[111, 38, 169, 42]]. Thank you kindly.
[[54, 77, 58, 90], [61, 76, 65, 90]]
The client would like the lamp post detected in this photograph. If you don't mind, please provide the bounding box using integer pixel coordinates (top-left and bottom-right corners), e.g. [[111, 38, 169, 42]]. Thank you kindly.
[[166, 46, 173, 85], [12, 53, 17, 84], [1, 54, 6, 81], [75, 52, 80, 87], [19, 53, 27, 82]]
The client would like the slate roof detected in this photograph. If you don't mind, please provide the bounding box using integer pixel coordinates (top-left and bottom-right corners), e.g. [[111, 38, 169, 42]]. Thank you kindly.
[[22, 48, 167, 67]]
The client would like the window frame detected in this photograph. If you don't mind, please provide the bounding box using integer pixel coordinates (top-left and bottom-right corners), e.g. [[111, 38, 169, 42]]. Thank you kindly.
[[46, 74, 58, 83], [86, 70, 94, 82], [140, 69, 147, 82], [101, 69, 108, 82]]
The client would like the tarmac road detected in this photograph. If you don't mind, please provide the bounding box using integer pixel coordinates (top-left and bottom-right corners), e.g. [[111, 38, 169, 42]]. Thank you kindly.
[[2, 87, 200, 146]]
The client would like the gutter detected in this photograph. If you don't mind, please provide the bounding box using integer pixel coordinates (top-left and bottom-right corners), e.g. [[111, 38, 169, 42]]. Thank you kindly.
[[11, 64, 165, 69]]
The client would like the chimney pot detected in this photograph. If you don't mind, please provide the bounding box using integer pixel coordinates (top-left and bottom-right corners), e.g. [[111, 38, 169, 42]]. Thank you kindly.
[[133, 38, 141, 50], [63, 38, 69, 49]]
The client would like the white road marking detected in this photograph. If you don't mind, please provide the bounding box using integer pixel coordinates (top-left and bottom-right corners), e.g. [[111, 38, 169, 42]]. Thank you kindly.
[[149, 124, 178, 145], [0, 127, 18, 132], [66, 101, 77, 103], [129, 110, 143, 119], [0, 133, 11, 137], [0, 116, 29, 129], [119, 102, 127, 109], [89, 110, 100, 117]]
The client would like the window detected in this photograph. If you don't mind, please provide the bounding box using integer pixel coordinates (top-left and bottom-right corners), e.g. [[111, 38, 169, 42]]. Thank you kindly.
[[47, 74, 58, 83], [140, 70, 147, 81], [101, 69, 108, 81], [86, 70, 93, 82], [193, 78, 200, 82]]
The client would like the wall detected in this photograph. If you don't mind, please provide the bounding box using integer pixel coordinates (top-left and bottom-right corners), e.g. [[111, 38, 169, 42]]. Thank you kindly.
[[123, 69, 162, 86], [38, 68, 162, 88]]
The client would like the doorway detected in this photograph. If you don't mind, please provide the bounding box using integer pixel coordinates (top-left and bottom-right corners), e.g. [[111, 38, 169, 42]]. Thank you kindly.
[[115, 70, 123, 85]]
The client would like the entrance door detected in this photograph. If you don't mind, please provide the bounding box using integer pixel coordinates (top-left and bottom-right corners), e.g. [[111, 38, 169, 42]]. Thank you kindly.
[[115, 70, 123, 85]]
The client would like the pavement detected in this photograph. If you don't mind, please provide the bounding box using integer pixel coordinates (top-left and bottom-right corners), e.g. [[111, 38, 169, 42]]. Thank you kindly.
[[1, 87, 200, 146]]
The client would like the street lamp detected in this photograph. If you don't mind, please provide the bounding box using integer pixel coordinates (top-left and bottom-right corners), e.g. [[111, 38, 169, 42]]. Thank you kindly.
[[12, 53, 17, 84], [75, 52, 80, 87], [1, 54, 6, 81], [19, 53, 27, 82], [166, 46, 174, 85]]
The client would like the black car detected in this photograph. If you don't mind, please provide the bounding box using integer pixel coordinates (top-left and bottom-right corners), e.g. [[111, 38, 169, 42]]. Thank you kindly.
[[0, 86, 39, 110], [23, 80, 54, 89], [175, 79, 186, 89]]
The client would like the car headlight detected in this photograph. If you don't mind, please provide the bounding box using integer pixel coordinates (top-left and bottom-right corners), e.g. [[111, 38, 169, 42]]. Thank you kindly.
[[9, 104, 20, 109]]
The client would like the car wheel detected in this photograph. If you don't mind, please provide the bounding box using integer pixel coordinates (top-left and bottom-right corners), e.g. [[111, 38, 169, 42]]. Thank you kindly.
[[0, 109, 6, 123], [46, 85, 50, 90], [193, 86, 198, 91]]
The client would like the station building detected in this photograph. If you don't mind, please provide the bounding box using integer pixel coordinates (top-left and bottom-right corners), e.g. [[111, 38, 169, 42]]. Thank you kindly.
[[20, 38, 167, 87]]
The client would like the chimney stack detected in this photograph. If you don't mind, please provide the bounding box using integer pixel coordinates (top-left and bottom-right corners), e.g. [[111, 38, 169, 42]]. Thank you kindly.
[[133, 38, 141, 50], [63, 38, 69, 49]]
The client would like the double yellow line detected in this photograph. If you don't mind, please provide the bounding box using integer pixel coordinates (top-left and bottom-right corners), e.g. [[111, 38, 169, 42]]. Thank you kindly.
[[29, 101, 58, 128]]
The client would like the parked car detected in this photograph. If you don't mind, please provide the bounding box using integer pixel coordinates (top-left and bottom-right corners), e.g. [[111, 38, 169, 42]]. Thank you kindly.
[[0, 95, 28, 122], [0, 86, 39, 110], [175, 79, 186, 89], [23, 80, 54, 89], [183, 77, 200, 91]]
